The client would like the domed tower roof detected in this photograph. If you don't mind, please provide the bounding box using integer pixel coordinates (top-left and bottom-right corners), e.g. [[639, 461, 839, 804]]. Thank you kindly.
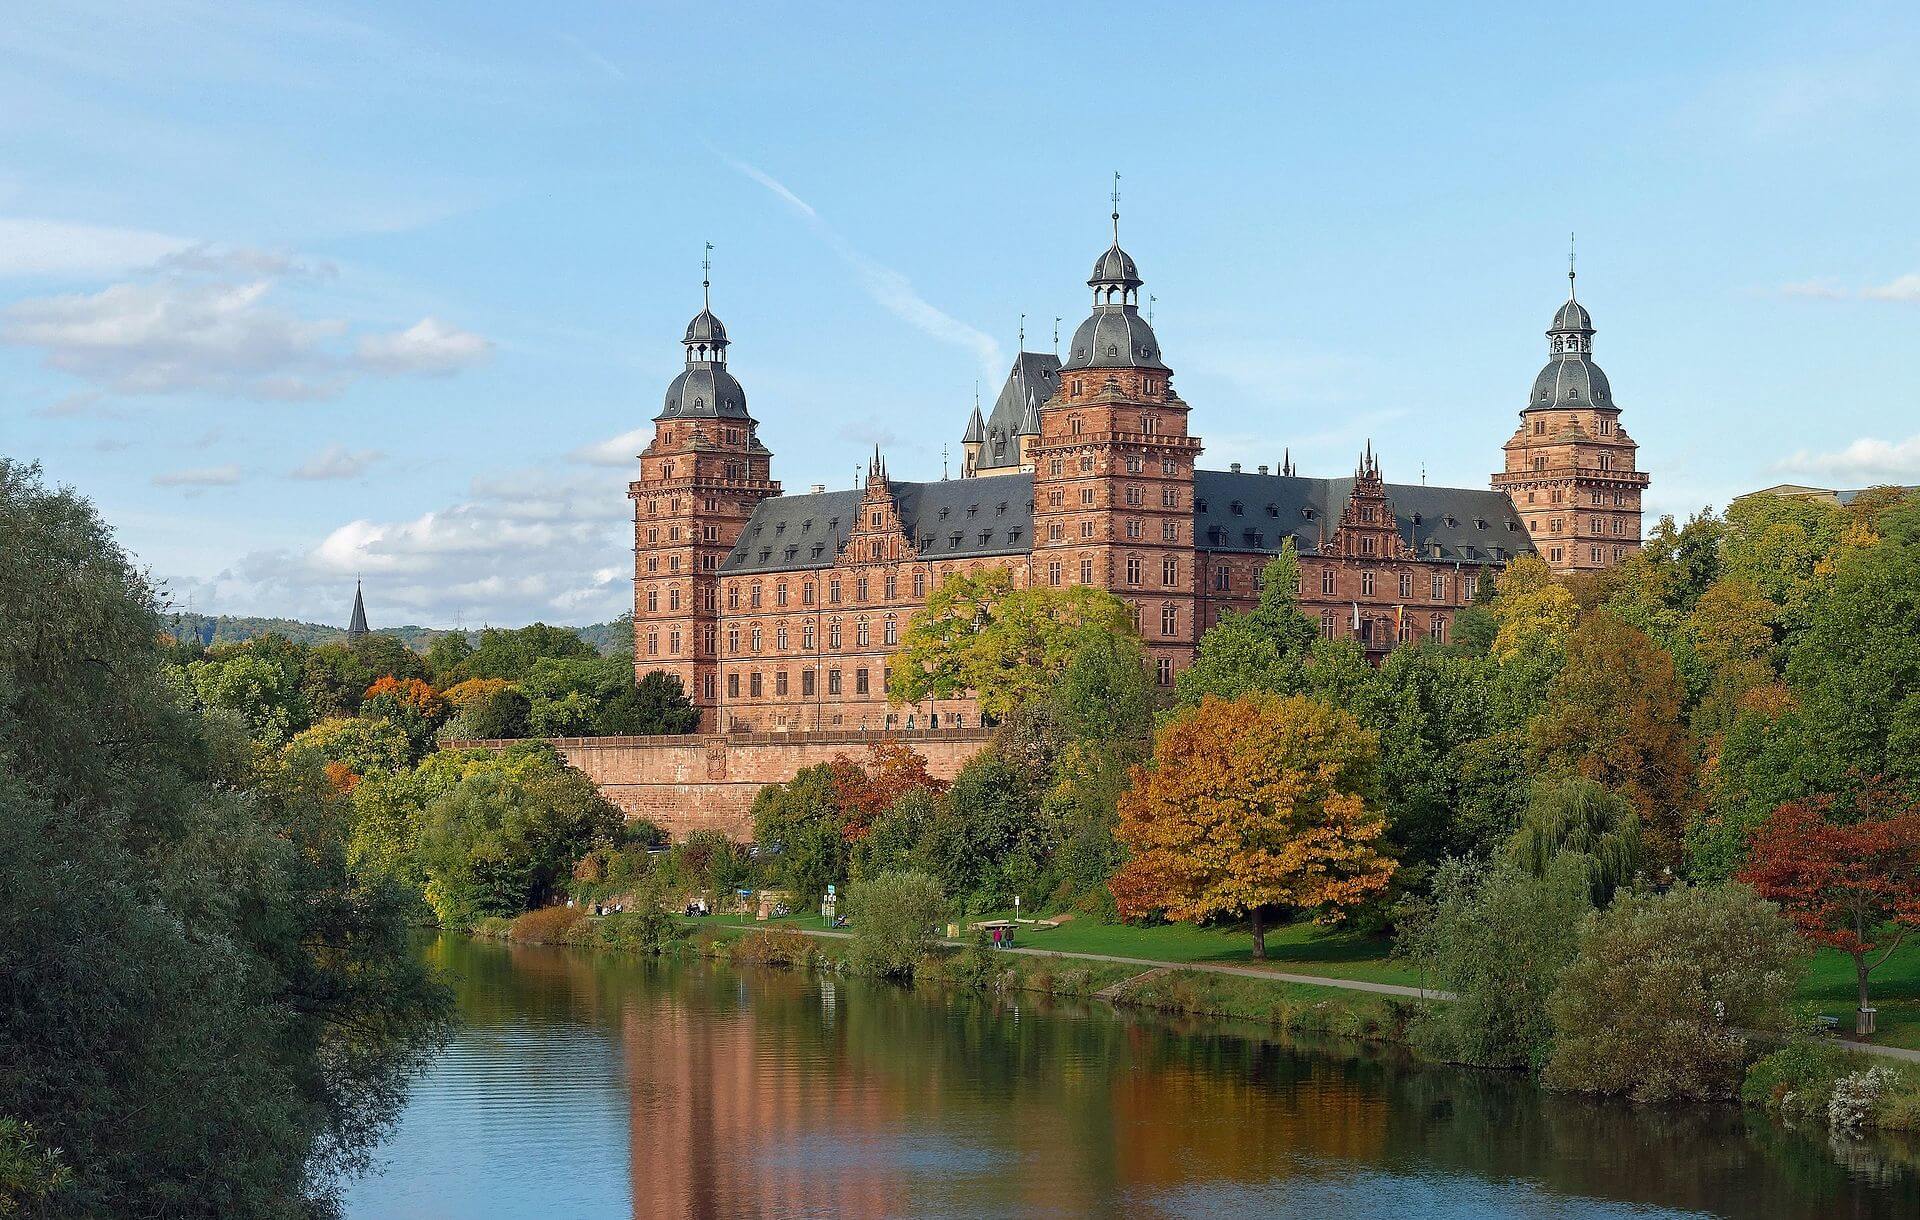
[[1527, 253, 1613, 412], [657, 251, 752, 422], [1061, 175, 1168, 372]]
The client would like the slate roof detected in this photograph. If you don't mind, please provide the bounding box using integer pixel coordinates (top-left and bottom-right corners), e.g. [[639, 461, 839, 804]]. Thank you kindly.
[[658, 361, 750, 422], [975, 353, 1061, 472], [720, 469, 1528, 575], [347, 581, 369, 640], [1192, 470, 1533, 565], [720, 477, 1037, 575], [1062, 306, 1167, 372], [1529, 352, 1613, 411]]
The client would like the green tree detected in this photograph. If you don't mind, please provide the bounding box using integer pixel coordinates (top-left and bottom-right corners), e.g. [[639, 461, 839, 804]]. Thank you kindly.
[[749, 764, 848, 905], [599, 668, 700, 735], [1544, 884, 1804, 1102], [914, 747, 1051, 912], [846, 869, 948, 979], [0, 459, 451, 1218], [461, 623, 596, 682], [186, 639, 310, 746], [282, 716, 412, 783], [1176, 545, 1318, 703], [1508, 774, 1643, 906], [424, 630, 474, 686]]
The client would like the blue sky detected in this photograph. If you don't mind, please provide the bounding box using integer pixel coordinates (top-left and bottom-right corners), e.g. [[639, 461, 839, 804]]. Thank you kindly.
[[5, 2, 1919, 627]]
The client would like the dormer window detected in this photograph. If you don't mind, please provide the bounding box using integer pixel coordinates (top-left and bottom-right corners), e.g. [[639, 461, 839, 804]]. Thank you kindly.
[[1410, 512, 1423, 525], [1475, 518, 1488, 530], [1301, 507, 1315, 521], [1230, 501, 1244, 516]]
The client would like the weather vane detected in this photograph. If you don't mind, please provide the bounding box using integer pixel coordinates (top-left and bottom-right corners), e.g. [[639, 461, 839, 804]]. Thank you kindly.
[[702, 241, 714, 308]]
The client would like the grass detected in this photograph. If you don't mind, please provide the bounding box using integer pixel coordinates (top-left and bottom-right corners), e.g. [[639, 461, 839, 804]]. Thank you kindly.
[[1796, 938, 1920, 1050], [968, 912, 1419, 988]]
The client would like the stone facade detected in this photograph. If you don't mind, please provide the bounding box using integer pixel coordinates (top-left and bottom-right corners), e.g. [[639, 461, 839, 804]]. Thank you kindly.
[[630, 229, 1645, 732]]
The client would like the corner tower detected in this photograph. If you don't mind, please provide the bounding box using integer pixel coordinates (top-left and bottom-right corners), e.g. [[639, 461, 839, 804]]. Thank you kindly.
[[1030, 181, 1202, 687], [630, 261, 779, 726], [1492, 251, 1647, 574]]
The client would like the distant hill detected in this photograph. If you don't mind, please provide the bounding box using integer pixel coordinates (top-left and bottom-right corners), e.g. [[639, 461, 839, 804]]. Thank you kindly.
[[162, 613, 631, 655]]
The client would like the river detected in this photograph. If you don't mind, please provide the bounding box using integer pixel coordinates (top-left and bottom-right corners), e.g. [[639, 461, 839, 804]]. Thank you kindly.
[[342, 935, 1920, 1219]]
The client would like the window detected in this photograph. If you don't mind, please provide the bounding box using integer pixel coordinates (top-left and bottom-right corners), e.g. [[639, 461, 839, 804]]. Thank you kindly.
[[727, 587, 740, 610], [727, 626, 740, 654], [775, 583, 788, 607], [669, 588, 681, 611], [1126, 484, 1143, 506], [1048, 490, 1064, 507], [646, 588, 658, 613], [1081, 557, 1094, 583], [1550, 546, 1564, 563], [1050, 523, 1064, 541], [1162, 520, 1178, 541], [1162, 487, 1178, 507], [855, 668, 870, 695], [1399, 571, 1412, 598], [750, 584, 762, 608], [1126, 519, 1141, 539], [776, 624, 790, 651], [1081, 521, 1095, 538], [1069, 416, 1083, 436], [1213, 567, 1230, 591], [703, 674, 716, 702], [727, 673, 740, 698], [1048, 561, 1062, 586], [1361, 571, 1375, 596], [802, 622, 816, 650], [750, 625, 762, 653], [1321, 569, 1336, 596], [1464, 575, 1478, 599], [1431, 573, 1445, 600], [775, 671, 789, 696], [884, 616, 897, 646], [1081, 488, 1095, 505], [1049, 457, 1064, 476], [856, 576, 869, 601], [1126, 557, 1142, 585], [829, 621, 842, 649], [855, 620, 870, 647], [828, 669, 842, 695], [871, 512, 882, 528], [802, 670, 815, 696], [1430, 616, 1447, 642], [646, 632, 658, 656], [828, 578, 841, 604], [884, 574, 897, 599], [803, 581, 815, 606], [1321, 609, 1336, 638], [913, 572, 926, 597], [1156, 658, 1173, 686], [1591, 546, 1602, 564], [1080, 455, 1094, 472], [1163, 557, 1178, 586], [1161, 604, 1178, 636]]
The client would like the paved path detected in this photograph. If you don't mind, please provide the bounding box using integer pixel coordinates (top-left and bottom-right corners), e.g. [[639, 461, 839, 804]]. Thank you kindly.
[[710, 922, 1450, 1000]]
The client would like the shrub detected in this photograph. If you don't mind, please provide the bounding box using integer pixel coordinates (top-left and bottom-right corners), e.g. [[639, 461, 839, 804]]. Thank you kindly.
[[0, 1118, 73, 1215], [1543, 883, 1804, 1102], [846, 870, 947, 979], [1742, 1040, 1852, 1122], [508, 905, 588, 944], [1829, 1066, 1898, 1132], [731, 927, 818, 969], [471, 916, 514, 941], [590, 906, 687, 955]]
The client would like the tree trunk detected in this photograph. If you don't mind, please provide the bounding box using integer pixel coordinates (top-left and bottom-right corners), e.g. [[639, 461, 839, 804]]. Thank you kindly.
[[1250, 907, 1267, 960], [1857, 951, 1873, 1035]]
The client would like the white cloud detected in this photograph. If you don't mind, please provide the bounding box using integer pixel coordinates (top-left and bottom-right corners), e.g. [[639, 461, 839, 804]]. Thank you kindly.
[[0, 216, 191, 278], [1, 276, 346, 398], [34, 390, 114, 418], [569, 425, 651, 467], [725, 156, 1002, 376], [1779, 272, 1920, 303], [1778, 435, 1920, 484], [1778, 278, 1848, 300], [355, 316, 492, 375], [153, 464, 242, 487], [291, 443, 384, 480], [1863, 274, 1920, 303], [153, 243, 337, 280], [182, 467, 632, 626]]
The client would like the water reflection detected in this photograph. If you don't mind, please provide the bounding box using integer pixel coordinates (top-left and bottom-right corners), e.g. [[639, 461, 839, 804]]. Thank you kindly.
[[344, 936, 1920, 1220]]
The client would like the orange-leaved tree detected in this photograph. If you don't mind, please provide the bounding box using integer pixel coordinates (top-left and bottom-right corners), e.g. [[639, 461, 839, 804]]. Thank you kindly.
[[829, 742, 948, 841], [1112, 693, 1395, 958], [1738, 785, 1920, 1033]]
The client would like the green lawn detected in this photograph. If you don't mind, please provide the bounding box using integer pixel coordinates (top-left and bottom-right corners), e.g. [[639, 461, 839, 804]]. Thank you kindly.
[[970, 913, 1418, 988], [1796, 939, 1920, 1050]]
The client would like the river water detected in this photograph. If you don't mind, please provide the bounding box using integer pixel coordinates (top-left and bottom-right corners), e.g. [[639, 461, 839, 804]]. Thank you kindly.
[[342, 935, 1920, 1219]]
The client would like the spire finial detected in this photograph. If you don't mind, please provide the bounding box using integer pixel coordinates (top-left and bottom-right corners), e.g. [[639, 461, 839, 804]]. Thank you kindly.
[[1567, 232, 1576, 300], [942, 443, 949, 480], [1110, 171, 1122, 243], [702, 241, 713, 310], [1019, 313, 1025, 351], [1053, 317, 1061, 356], [1148, 293, 1156, 325]]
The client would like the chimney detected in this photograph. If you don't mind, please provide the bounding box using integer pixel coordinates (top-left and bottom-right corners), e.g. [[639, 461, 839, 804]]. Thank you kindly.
[[1258, 464, 1269, 475], [809, 483, 825, 494], [1230, 462, 1242, 473]]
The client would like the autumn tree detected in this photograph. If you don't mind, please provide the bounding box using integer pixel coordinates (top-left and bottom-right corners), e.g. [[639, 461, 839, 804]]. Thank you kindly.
[[829, 742, 947, 841], [1112, 693, 1394, 958], [362, 675, 448, 759], [888, 568, 1137, 719], [1532, 611, 1695, 870], [1739, 788, 1920, 1032]]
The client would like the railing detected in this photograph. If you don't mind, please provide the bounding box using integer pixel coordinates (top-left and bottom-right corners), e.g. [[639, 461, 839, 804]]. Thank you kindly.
[[446, 725, 995, 751]]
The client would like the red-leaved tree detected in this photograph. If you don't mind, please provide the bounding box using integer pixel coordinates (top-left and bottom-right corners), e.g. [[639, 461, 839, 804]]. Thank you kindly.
[[829, 743, 947, 841], [1738, 787, 1920, 1033]]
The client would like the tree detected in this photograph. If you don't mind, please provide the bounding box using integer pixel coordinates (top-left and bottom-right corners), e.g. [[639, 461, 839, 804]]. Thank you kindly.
[[1532, 612, 1695, 871], [282, 716, 412, 783], [1508, 774, 1643, 906], [600, 669, 700, 735], [750, 764, 848, 905], [360, 676, 447, 760], [846, 870, 947, 979], [185, 639, 310, 746], [1176, 546, 1318, 704], [1112, 694, 1395, 957], [1399, 858, 1590, 1069], [829, 742, 947, 841], [424, 631, 474, 686], [888, 569, 1137, 719], [913, 747, 1051, 911], [440, 678, 531, 740], [417, 752, 623, 928], [1739, 789, 1920, 1032], [1544, 884, 1804, 1101], [0, 459, 450, 1217], [460, 623, 596, 682]]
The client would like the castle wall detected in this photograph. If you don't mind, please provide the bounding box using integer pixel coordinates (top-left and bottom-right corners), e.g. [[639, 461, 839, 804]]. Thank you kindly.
[[449, 729, 993, 840]]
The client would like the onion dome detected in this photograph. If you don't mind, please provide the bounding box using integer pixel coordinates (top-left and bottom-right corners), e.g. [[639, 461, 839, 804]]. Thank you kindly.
[[1527, 264, 1612, 412], [659, 302, 749, 421]]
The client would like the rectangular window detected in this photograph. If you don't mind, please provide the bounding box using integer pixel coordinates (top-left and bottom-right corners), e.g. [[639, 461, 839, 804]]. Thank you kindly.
[[1156, 658, 1172, 686], [802, 669, 815, 696], [1361, 571, 1375, 596], [1126, 558, 1141, 585], [775, 671, 788, 696], [1161, 605, 1177, 636], [1431, 573, 1445, 600], [749, 672, 762, 697], [1081, 557, 1094, 584], [913, 572, 926, 596], [727, 673, 740, 698], [1321, 570, 1336, 596], [1163, 557, 1178, 586], [1048, 561, 1062, 586], [828, 669, 842, 695], [703, 674, 716, 702], [1399, 572, 1412, 598], [855, 668, 870, 695]]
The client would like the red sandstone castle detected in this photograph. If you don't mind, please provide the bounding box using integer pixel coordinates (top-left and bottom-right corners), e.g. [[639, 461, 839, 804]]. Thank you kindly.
[[629, 214, 1647, 732]]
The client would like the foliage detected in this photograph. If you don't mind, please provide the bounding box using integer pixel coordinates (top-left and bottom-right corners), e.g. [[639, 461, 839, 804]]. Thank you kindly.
[[750, 764, 848, 905], [282, 716, 412, 784], [416, 750, 624, 929], [0, 459, 452, 1219], [504, 905, 590, 944], [439, 678, 531, 741], [360, 676, 447, 760], [185, 638, 310, 747], [455, 623, 598, 683], [1507, 774, 1642, 906], [913, 746, 1053, 912], [1542, 884, 1804, 1102], [669, 829, 751, 900], [1828, 1066, 1899, 1132], [730, 927, 819, 969], [846, 870, 947, 979], [829, 742, 947, 841], [602, 668, 701, 735], [888, 568, 1138, 718], [1739, 788, 1920, 1020], [1176, 546, 1319, 703], [1400, 858, 1589, 1069], [1742, 1039, 1853, 1122], [1112, 694, 1394, 957], [0, 1119, 72, 1218], [1532, 611, 1695, 871]]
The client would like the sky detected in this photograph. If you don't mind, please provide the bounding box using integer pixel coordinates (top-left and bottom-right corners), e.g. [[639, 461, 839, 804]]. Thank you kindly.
[[5, 2, 1920, 629]]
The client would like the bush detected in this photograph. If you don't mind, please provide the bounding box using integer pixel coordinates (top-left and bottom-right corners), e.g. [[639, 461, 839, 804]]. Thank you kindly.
[[507, 905, 588, 944], [1543, 883, 1804, 1102], [731, 927, 818, 969], [589, 906, 687, 955], [846, 870, 947, 979], [1829, 1066, 1898, 1132], [1742, 1039, 1852, 1122]]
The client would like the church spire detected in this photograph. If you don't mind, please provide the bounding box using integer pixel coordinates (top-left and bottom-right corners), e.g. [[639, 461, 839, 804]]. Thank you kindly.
[[347, 580, 369, 642]]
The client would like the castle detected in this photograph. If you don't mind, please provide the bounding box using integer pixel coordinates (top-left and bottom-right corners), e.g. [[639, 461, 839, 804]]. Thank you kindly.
[[629, 210, 1646, 732]]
